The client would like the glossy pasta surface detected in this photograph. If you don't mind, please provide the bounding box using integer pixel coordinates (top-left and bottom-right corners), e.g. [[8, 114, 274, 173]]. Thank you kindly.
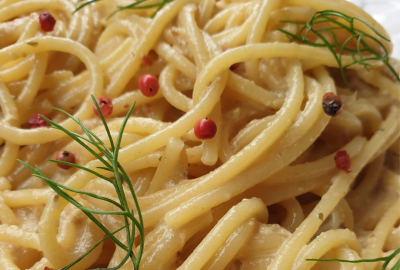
[[0, 0, 399, 269]]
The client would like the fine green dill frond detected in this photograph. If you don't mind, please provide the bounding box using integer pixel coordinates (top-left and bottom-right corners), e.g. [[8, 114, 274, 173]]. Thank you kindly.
[[60, 225, 126, 270], [73, 0, 103, 14], [18, 96, 144, 270], [307, 247, 400, 270], [74, 0, 172, 19], [278, 10, 400, 87]]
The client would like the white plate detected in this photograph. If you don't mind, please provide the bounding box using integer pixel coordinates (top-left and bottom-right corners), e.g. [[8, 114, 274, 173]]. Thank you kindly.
[[347, 0, 400, 59]]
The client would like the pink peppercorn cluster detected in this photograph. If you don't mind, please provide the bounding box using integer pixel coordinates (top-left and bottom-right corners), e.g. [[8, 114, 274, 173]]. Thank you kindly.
[[139, 74, 159, 97], [322, 92, 343, 117], [93, 96, 113, 118], [39, 12, 56, 32], [55, 150, 76, 170], [28, 113, 50, 128], [194, 118, 217, 140], [334, 150, 351, 174]]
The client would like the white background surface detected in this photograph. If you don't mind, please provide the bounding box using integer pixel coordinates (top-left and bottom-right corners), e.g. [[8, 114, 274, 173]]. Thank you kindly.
[[347, 0, 400, 59]]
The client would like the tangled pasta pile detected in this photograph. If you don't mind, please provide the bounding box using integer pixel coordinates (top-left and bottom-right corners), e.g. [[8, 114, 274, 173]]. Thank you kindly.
[[0, 0, 399, 269]]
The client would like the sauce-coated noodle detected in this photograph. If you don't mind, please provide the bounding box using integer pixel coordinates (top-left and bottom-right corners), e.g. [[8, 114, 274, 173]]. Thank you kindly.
[[0, 0, 399, 269]]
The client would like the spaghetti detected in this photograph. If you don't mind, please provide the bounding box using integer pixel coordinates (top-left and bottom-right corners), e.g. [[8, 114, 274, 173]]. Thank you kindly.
[[0, 0, 399, 269]]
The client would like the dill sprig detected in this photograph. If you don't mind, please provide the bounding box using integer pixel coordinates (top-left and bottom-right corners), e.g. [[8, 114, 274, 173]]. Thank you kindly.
[[73, 0, 173, 18], [18, 95, 144, 270], [277, 10, 400, 87], [307, 247, 400, 270], [73, 0, 102, 15]]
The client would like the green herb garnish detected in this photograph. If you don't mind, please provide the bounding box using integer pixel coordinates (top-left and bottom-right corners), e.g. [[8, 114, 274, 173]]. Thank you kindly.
[[73, 0, 174, 19], [26, 41, 38, 47], [73, 0, 102, 15], [19, 96, 144, 270], [307, 247, 400, 270], [277, 10, 400, 87]]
